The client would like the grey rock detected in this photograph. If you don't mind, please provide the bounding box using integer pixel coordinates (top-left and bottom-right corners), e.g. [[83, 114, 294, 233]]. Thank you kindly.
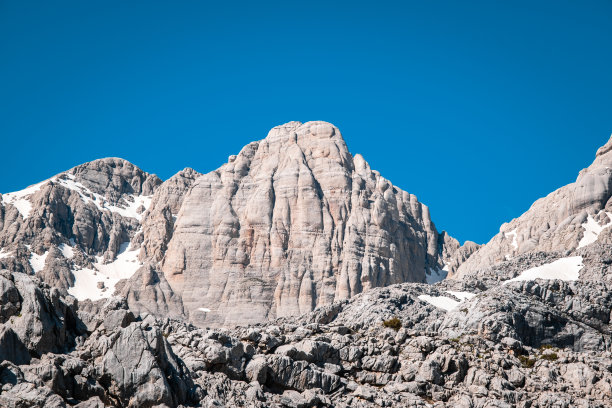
[[161, 121, 455, 327]]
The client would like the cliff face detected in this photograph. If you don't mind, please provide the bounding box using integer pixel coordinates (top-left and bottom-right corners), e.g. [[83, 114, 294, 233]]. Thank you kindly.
[[158, 121, 453, 326]]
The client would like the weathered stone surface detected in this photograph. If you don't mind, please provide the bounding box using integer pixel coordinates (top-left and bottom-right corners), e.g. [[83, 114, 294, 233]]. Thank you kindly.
[[117, 264, 185, 320], [161, 121, 452, 327], [139, 167, 201, 264]]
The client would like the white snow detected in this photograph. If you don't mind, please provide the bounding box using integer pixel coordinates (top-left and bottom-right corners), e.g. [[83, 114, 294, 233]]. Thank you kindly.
[[2, 173, 152, 221], [1, 179, 48, 218], [418, 290, 476, 312], [0, 249, 12, 259], [29, 251, 49, 272], [505, 228, 518, 250], [578, 212, 612, 249], [446, 291, 476, 301], [506, 256, 584, 283], [56, 174, 152, 220], [59, 243, 74, 259], [426, 264, 449, 284], [418, 295, 460, 311], [68, 241, 142, 301], [198, 308, 211, 313]]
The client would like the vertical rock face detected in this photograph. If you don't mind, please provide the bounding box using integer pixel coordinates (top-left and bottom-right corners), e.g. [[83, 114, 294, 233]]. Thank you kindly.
[[452, 134, 612, 279], [160, 121, 453, 327], [139, 168, 202, 264]]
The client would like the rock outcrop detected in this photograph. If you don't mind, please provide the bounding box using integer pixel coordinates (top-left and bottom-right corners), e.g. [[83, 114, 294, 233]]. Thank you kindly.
[[159, 121, 454, 326], [1, 266, 611, 407], [453, 134, 612, 279]]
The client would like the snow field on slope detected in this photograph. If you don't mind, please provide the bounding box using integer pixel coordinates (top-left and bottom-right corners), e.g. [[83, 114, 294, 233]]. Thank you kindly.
[[506, 256, 584, 283], [1, 173, 152, 220], [29, 251, 49, 273], [68, 241, 142, 301], [578, 211, 612, 249], [426, 263, 449, 284], [418, 291, 476, 311], [1, 180, 48, 218]]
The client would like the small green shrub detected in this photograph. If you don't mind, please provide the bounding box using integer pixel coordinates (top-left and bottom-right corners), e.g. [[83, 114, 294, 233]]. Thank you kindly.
[[382, 317, 402, 331], [540, 353, 558, 361], [449, 337, 460, 343], [519, 355, 536, 368], [539, 344, 554, 350]]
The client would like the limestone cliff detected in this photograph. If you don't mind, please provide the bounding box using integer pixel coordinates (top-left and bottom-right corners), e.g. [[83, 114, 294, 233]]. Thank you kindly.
[[159, 121, 455, 326]]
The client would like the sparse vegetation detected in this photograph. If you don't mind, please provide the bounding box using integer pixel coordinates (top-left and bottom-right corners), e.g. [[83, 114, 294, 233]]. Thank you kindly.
[[519, 355, 536, 368], [450, 337, 460, 343], [539, 344, 554, 350], [382, 317, 402, 331], [541, 353, 558, 361]]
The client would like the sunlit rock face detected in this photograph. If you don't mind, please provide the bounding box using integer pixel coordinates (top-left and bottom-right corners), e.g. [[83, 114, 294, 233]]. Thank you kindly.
[[451, 134, 612, 280], [160, 121, 454, 327]]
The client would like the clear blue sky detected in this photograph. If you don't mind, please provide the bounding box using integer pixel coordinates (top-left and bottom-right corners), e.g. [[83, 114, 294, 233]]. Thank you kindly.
[[1, 1, 611, 244]]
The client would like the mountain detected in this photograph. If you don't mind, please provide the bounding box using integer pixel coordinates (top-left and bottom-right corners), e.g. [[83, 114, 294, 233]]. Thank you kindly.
[[452, 134, 612, 281], [158, 121, 458, 326], [2, 125, 612, 407], [0, 121, 460, 327]]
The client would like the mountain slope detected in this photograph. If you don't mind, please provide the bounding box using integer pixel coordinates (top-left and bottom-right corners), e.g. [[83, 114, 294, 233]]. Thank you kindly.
[[452, 134, 612, 279]]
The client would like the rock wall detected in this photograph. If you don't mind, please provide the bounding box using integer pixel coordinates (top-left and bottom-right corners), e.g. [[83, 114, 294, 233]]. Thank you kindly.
[[160, 121, 453, 326]]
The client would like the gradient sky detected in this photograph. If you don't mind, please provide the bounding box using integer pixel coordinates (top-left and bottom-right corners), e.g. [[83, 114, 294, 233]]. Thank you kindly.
[[1, 1, 611, 244]]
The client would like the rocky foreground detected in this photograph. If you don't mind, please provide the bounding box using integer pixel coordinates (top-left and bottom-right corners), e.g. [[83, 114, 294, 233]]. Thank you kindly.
[[1, 239, 611, 408]]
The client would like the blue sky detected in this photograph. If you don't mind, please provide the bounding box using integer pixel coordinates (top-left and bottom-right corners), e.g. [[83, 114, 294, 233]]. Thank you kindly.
[[1, 1, 611, 244]]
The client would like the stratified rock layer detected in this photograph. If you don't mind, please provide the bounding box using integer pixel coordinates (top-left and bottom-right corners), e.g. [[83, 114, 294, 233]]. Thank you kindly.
[[160, 121, 452, 327]]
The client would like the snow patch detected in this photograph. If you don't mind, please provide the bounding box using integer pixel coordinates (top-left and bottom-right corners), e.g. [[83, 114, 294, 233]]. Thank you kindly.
[[59, 243, 74, 259], [57, 174, 152, 220], [68, 241, 142, 301], [418, 295, 460, 311], [29, 251, 49, 272], [0, 249, 12, 259], [2, 173, 152, 221], [578, 212, 612, 249], [418, 289, 477, 311], [1, 179, 48, 218], [506, 256, 584, 283], [505, 228, 518, 250], [426, 263, 449, 284], [198, 308, 211, 313]]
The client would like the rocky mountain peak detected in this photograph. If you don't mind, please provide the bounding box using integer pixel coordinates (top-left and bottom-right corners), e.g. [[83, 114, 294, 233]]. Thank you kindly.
[[595, 133, 612, 157], [69, 157, 161, 202], [156, 120, 454, 327]]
